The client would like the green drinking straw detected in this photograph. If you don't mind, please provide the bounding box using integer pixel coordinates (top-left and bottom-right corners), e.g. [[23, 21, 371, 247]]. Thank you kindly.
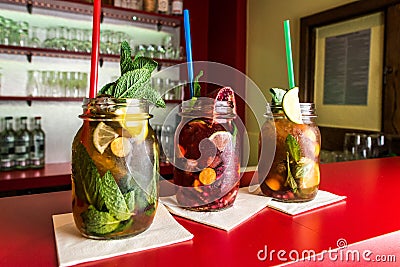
[[284, 20, 295, 89]]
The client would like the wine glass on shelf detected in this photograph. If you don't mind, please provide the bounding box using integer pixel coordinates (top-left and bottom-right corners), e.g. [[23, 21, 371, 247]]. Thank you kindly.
[[29, 26, 41, 48]]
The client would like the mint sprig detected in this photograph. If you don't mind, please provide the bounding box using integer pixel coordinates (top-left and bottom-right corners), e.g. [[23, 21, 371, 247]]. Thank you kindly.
[[72, 142, 134, 234], [193, 70, 203, 98], [98, 41, 165, 108]]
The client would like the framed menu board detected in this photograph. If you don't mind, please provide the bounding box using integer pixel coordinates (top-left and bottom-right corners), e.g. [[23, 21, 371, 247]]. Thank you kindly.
[[313, 12, 384, 131]]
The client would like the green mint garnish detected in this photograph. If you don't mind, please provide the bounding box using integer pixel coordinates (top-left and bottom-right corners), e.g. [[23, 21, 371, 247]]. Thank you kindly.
[[193, 70, 203, 98], [72, 142, 134, 234], [101, 170, 131, 221], [98, 41, 165, 108], [269, 88, 287, 105], [286, 134, 301, 163], [285, 152, 298, 193], [81, 205, 121, 235]]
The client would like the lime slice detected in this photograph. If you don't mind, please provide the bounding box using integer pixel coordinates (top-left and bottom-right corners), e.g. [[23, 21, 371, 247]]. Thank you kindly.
[[282, 87, 303, 124], [111, 137, 132, 157], [209, 131, 232, 151], [93, 122, 119, 154]]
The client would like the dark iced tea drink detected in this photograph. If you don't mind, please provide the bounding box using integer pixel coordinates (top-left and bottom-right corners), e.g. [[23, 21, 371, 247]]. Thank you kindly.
[[259, 103, 320, 202], [173, 96, 240, 211], [72, 97, 159, 239]]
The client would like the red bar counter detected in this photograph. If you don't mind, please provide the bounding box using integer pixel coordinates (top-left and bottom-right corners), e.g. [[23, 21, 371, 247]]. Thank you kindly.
[[0, 157, 399, 266]]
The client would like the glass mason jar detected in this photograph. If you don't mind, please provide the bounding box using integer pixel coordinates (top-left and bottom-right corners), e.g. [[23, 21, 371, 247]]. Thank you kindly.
[[258, 103, 321, 202], [173, 97, 240, 211], [72, 96, 159, 239]]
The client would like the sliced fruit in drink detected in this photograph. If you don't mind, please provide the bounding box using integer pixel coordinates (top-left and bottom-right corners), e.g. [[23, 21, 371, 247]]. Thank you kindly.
[[265, 175, 282, 191], [209, 131, 232, 151], [199, 167, 217, 185], [124, 120, 148, 142], [93, 122, 119, 154], [282, 87, 303, 124], [215, 87, 236, 110], [111, 137, 132, 157], [300, 162, 320, 188]]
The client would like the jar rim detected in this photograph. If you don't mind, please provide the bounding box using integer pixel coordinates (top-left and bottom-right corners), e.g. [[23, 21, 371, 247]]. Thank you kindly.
[[79, 97, 151, 120], [180, 97, 236, 119], [266, 102, 317, 117]]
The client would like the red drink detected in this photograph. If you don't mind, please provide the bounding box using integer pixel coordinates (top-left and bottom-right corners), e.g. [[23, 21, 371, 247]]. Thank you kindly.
[[173, 96, 240, 211]]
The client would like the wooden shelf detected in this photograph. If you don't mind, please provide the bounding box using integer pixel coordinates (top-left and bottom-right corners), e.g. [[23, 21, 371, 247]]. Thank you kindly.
[[0, 45, 185, 67], [0, 0, 182, 28]]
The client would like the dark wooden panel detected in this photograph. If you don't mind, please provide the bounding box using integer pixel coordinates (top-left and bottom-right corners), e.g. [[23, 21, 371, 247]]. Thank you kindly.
[[383, 3, 400, 134]]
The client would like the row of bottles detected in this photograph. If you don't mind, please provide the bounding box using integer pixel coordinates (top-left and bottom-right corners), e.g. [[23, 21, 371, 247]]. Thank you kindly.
[[111, 0, 183, 15], [0, 116, 45, 171]]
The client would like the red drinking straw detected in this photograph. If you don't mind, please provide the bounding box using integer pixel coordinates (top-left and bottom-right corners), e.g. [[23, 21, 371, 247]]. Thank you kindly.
[[89, 0, 101, 98]]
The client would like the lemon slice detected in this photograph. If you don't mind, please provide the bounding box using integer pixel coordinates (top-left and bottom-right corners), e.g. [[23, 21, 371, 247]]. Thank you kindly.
[[93, 122, 119, 154], [282, 87, 303, 124], [111, 137, 132, 157], [124, 120, 148, 142], [209, 131, 232, 151]]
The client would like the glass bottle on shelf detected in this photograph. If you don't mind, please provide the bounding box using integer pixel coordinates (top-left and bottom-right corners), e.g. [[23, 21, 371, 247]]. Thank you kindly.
[[30, 116, 45, 169], [157, 0, 169, 14], [171, 0, 183, 15], [0, 116, 16, 171], [143, 0, 157, 12], [14, 116, 31, 170]]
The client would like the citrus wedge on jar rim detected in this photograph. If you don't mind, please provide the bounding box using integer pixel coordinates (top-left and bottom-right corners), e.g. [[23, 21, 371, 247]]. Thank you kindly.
[[282, 87, 303, 124]]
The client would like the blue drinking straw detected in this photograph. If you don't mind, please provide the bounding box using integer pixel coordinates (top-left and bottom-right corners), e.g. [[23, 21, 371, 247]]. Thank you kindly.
[[184, 9, 194, 98]]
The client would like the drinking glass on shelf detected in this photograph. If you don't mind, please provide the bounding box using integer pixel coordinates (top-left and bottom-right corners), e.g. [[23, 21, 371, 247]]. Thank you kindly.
[[29, 26, 41, 48], [26, 70, 40, 96], [17, 21, 29, 47], [82, 29, 92, 53], [56, 26, 68, 51], [367, 133, 389, 158], [136, 44, 146, 57], [43, 27, 56, 49], [146, 44, 156, 58], [344, 133, 368, 160], [78, 72, 88, 97]]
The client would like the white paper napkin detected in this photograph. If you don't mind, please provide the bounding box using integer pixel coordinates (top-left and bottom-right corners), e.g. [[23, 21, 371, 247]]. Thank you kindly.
[[52, 204, 193, 267], [161, 188, 272, 231], [267, 190, 346, 215]]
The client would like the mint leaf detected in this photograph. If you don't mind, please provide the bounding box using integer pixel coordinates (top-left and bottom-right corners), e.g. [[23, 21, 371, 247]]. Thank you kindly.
[[81, 205, 120, 235], [120, 41, 135, 75], [72, 142, 104, 210], [101, 171, 131, 221], [97, 41, 165, 108], [269, 88, 287, 105], [193, 70, 203, 97], [285, 152, 298, 193], [286, 134, 301, 163], [124, 190, 136, 211], [140, 83, 166, 108], [98, 81, 116, 95], [114, 69, 151, 98], [132, 56, 158, 73]]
